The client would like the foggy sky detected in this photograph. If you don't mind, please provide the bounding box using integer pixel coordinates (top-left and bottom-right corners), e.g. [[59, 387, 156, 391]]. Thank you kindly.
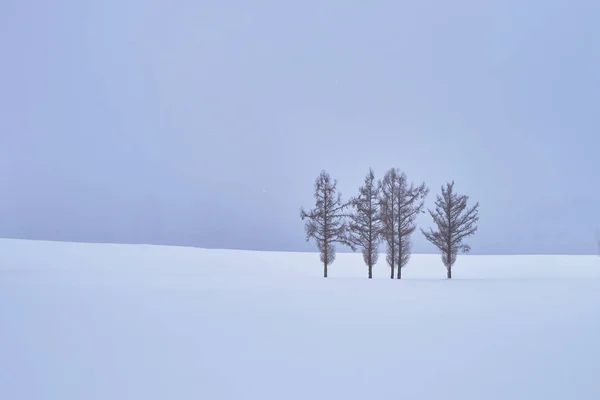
[[1, 0, 599, 254]]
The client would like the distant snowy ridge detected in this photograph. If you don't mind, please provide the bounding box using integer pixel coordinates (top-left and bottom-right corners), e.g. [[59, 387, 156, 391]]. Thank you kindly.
[[0, 238, 597, 279]]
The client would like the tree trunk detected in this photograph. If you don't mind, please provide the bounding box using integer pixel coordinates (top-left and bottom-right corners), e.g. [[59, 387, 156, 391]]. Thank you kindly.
[[447, 267, 451, 279], [397, 265, 401, 279], [390, 265, 394, 279], [368, 264, 372, 279], [324, 261, 328, 278]]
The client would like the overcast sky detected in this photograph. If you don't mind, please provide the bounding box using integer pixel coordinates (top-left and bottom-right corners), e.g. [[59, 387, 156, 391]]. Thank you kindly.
[[1, 0, 599, 254]]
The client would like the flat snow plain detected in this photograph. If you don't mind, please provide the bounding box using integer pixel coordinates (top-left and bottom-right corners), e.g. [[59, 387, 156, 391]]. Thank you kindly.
[[1, 238, 599, 399]]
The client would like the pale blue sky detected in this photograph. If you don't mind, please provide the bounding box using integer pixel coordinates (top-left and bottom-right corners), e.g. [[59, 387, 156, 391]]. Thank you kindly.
[[0, 0, 598, 254]]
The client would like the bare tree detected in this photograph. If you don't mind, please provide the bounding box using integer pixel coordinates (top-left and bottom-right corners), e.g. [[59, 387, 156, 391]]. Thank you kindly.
[[379, 169, 400, 279], [421, 181, 479, 279], [300, 170, 354, 278], [379, 168, 428, 279], [396, 175, 428, 279], [348, 168, 382, 279]]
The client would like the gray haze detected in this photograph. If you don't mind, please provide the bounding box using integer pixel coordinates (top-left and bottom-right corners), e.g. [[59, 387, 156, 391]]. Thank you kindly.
[[1, 0, 599, 254]]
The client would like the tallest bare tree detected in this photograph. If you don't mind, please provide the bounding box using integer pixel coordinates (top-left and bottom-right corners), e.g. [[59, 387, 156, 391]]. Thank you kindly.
[[379, 169, 401, 279], [300, 170, 354, 278], [394, 174, 428, 279], [379, 168, 428, 279], [421, 181, 479, 279]]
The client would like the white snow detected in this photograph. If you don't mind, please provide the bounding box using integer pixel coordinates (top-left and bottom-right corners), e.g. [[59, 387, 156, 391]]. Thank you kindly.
[[1, 238, 599, 399]]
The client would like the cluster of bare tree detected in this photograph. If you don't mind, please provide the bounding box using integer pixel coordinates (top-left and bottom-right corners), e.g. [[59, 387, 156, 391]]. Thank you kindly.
[[300, 169, 479, 279]]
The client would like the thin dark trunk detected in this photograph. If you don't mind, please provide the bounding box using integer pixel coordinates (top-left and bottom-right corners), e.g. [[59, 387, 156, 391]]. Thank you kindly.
[[397, 238, 401, 280], [397, 264, 401, 279], [447, 267, 451, 279], [368, 264, 373, 279], [324, 189, 328, 279], [390, 265, 394, 279]]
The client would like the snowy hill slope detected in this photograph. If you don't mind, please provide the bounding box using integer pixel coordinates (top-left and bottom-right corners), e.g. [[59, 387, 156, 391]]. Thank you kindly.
[[0, 238, 599, 399]]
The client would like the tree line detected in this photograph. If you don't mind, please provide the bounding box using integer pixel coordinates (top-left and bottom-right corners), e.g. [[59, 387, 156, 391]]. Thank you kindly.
[[300, 168, 479, 279]]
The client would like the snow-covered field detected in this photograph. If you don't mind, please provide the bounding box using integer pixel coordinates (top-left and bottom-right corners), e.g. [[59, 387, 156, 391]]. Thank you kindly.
[[1, 238, 599, 399]]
